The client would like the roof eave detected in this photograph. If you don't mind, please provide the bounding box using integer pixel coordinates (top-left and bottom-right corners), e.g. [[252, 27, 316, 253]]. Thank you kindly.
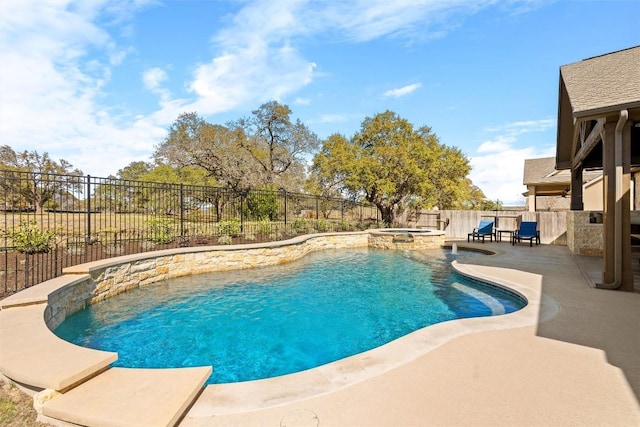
[[573, 101, 640, 121]]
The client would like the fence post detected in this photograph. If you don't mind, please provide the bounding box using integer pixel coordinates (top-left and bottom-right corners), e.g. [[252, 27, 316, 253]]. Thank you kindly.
[[282, 189, 287, 226], [179, 183, 185, 237], [86, 175, 91, 245], [239, 190, 245, 233]]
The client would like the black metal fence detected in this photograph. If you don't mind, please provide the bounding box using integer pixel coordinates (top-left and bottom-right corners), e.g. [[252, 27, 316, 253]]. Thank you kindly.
[[0, 170, 380, 297]]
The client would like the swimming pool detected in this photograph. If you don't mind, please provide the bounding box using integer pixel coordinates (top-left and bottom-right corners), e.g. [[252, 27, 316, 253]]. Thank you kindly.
[[54, 248, 526, 384]]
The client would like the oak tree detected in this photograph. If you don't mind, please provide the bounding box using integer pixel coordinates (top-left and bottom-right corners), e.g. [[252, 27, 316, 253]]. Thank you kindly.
[[311, 111, 470, 226], [154, 112, 261, 191], [232, 101, 319, 189]]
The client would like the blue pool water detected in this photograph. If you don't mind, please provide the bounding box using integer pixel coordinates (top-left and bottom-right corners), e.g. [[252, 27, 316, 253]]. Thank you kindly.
[[54, 248, 526, 384]]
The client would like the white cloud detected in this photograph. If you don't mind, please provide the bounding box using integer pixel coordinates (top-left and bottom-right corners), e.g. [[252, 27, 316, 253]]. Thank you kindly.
[[318, 0, 498, 42], [383, 83, 422, 98], [174, 1, 319, 116], [294, 97, 311, 106], [476, 136, 516, 153], [470, 119, 556, 205], [484, 119, 555, 135], [0, 0, 163, 176], [142, 67, 168, 91], [143, 67, 172, 103]]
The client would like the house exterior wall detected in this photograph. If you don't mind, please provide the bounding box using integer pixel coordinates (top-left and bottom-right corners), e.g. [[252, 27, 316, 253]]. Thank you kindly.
[[583, 178, 604, 210], [526, 177, 606, 212]]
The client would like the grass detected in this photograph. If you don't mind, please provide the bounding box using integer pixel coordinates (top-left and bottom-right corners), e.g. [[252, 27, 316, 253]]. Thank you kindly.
[[0, 381, 49, 427]]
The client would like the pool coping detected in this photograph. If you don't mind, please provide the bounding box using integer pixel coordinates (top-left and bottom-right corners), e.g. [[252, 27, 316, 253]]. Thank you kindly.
[[0, 231, 551, 425]]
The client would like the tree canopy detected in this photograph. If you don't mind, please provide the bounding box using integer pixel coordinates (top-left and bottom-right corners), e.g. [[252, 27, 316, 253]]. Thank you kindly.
[[153, 102, 318, 193], [0, 145, 83, 211], [0, 102, 496, 218], [311, 111, 472, 225], [153, 112, 258, 191], [231, 101, 319, 189]]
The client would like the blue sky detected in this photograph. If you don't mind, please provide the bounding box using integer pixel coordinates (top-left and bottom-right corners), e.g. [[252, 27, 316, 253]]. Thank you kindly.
[[1, 1, 638, 205]]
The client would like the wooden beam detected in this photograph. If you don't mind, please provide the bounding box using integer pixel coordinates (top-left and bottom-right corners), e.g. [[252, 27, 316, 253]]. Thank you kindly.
[[572, 118, 605, 167]]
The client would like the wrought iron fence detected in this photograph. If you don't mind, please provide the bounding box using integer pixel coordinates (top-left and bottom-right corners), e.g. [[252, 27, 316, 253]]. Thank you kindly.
[[0, 170, 380, 297]]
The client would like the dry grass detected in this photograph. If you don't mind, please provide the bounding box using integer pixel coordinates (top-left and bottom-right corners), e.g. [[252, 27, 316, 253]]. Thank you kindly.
[[0, 381, 49, 427]]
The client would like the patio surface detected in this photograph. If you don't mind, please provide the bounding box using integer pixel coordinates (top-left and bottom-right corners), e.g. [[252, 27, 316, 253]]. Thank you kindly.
[[1, 240, 639, 426], [182, 242, 640, 426]]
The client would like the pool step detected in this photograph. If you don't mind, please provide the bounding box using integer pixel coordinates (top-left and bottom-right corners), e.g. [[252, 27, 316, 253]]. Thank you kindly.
[[0, 303, 118, 391], [41, 366, 212, 427], [451, 282, 505, 315]]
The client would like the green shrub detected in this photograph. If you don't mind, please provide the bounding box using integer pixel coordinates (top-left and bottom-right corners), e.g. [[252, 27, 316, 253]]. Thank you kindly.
[[217, 235, 233, 245], [245, 191, 279, 221], [268, 232, 282, 241], [145, 216, 174, 244], [6, 221, 57, 254], [317, 219, 330, 232], [292, 218, 307, 233], [219, 218, 241, 236], [258, 218, 272, 234], [0, 397, 17, 425]]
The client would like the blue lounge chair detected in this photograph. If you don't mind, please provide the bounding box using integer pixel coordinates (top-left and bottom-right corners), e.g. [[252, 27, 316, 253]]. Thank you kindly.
[[468, 220, 494, 243], [512, 221, 540, 246]]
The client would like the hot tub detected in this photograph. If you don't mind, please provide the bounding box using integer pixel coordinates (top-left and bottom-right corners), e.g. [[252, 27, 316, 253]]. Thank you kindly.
[[368, 228, 446, 249]]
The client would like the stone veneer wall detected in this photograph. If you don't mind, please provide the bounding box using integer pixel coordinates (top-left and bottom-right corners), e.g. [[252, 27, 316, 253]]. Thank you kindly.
[[368, 231, 446, 250], [45, 276, 95, 330], [46, 232, 381, 328], [566, 211, 603, 256]]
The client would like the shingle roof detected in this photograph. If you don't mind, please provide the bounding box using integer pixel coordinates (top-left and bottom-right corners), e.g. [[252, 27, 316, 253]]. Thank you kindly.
[[524, 157, 601, 185], [556, 46, 640, 170], [524, 157, 557, 185], [560, 46, 640, 116]]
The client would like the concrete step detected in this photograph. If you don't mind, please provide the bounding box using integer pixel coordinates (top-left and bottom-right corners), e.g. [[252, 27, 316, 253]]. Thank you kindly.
[[41, 366, 212, 427], [0, 303, 117, 391]]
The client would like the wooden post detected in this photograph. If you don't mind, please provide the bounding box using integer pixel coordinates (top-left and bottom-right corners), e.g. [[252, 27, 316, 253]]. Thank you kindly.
[[620, 121, 633, 290], [570, 164, 584, 211], [602, 121, 616, 284]]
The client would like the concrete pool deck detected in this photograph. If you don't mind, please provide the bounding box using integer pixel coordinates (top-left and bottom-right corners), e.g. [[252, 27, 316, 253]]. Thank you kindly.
[[1, 239, 639, 426]]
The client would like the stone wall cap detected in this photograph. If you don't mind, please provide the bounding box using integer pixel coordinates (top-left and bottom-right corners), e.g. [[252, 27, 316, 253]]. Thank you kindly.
[[62, 231, 370, 274]]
